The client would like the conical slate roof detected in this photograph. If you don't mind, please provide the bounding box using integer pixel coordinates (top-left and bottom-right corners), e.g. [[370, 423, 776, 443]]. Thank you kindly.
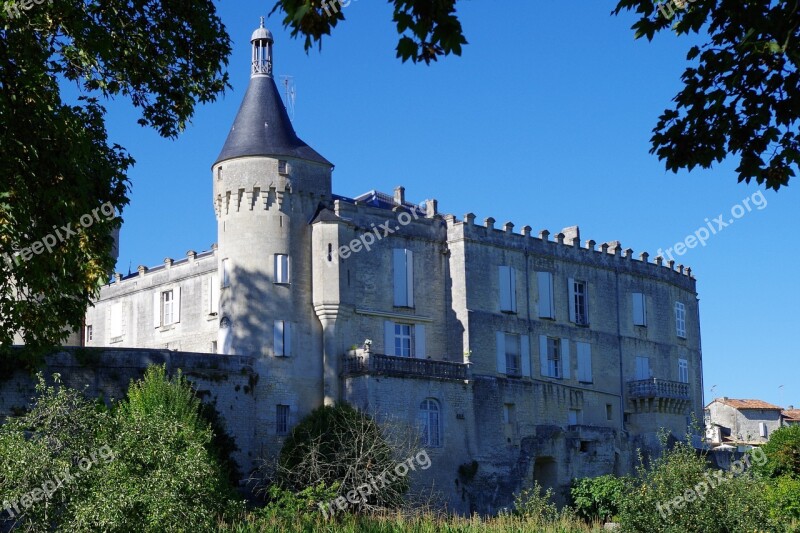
[[214, 74, 331, 167]]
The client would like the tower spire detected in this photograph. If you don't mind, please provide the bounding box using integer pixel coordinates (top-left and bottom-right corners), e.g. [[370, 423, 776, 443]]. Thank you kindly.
[[251, 17, 274, 77]]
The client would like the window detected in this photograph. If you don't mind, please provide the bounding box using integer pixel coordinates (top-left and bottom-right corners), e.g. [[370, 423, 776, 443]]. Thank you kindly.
[[759, 422, 768, 438], [568, 409, 581, 425], [278, 160, 289, 175], [569, 279, 589, 325], [221, 259, 230, 288], [393, 249, 414, 307], [576, 342, 592, 383], [276, 405, 290, 435], [632, 292, 647, 326], [384, 321, 426, 358], [418, 399, 441, 447], [635, 356, 651, 380], [274, 254, 289, 284], [496, 332, 530, 376], [505, 333, 521, 376], [537, 272, 555, 319], [274, 320, 292, 356], [162, 290, 175, 325], [675, 302, 686, 338], [539, 337, 570, 379], [211, 341, 218, 354], [678, 358, 689, 383], [499, 266, 517, 313], [395, 324, 413, 358], [606, 404, 613, 421], [85, 325, 93, 342], [217, 166, 223, 180]]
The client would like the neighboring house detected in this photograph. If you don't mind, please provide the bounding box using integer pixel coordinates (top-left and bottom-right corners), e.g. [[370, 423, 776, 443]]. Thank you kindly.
[[705, 398, 783, 446], [782, 406, 800, 426], [10, 20, 705, 513]]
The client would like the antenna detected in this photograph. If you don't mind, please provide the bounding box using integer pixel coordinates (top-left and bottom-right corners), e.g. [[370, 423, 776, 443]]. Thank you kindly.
[[280, 75, 296, 121]]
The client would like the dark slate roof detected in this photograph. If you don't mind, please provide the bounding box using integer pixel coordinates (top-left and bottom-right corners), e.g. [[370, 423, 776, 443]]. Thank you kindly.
[[214, 75, 331, 167]]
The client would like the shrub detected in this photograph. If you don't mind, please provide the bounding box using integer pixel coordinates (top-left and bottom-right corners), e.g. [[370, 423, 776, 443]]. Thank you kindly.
[[571, 474, 626, 522], [277, 404, 411, 513], [513, 481, 559, 524], [754, 425, 800, 479], [617, 433, 773, 532]]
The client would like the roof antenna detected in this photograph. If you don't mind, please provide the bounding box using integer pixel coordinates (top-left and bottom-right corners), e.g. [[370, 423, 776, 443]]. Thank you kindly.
[[280, 75, 296, 121]]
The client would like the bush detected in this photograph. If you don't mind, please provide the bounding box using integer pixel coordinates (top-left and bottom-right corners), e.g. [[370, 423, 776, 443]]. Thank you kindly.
[[277, 404, 411, 513], [571, 474, 626, 522], [754, 425, 800, 479], [67, 365, 242, 531], [513, 481, 559, 524], [765, 475, 800, 524], [617, 433, 773, 532], [0, 366, 244, 532]]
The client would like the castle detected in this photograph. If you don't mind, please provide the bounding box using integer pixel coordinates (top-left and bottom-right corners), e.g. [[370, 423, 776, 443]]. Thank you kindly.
[[74, 20, 703, 513]]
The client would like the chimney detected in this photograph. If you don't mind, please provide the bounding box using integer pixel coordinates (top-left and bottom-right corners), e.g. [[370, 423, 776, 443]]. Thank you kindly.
[[393, 186, 405, 206]]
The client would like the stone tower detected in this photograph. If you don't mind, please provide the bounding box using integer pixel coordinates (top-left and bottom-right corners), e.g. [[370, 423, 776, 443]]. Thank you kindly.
[[212, 19, 333, 430]]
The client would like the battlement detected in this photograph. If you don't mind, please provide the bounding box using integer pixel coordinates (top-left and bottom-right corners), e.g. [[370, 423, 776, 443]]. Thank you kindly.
[[214, 185, 328, 218], [443, 212, 696, 287]]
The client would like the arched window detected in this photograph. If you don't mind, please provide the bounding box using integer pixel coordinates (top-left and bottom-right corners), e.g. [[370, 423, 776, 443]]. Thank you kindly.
[[418, 399, 441, 447]]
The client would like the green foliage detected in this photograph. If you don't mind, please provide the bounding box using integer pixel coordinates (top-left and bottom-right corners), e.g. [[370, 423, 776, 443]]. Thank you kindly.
[[0, 365, 243, 531], [0, 1, 231, 355], [765, 474, 800, 524], [512, 481, 559, 524], [269, 0, 467, 64], [277, 404, 408, 511], [617, 437, 773, 532], [571, 474, 626, 522], [613, 0, 800, 190], [258, 482, 340, 524], [755, 425, 800, 479], [0, 373, 112, 531]]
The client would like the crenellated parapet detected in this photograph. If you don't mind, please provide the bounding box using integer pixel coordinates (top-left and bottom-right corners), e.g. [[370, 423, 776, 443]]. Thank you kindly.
[[444, 212, 696, 288]]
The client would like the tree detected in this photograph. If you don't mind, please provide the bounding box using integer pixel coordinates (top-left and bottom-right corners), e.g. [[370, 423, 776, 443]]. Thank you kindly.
[[753, 425, 800, 479], [0, 1, 231, 358], [274, 404, 418, 514], [271, 0, 799, 190], [0, 367, 243, 531]]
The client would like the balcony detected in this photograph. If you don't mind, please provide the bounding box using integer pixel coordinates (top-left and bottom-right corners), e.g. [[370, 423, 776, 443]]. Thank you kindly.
[[342, 352, 470, 381], [628, 378, 691, 414]]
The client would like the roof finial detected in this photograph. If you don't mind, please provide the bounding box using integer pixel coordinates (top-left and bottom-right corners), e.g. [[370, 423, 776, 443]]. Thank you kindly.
[[251, 18, 274, 77]]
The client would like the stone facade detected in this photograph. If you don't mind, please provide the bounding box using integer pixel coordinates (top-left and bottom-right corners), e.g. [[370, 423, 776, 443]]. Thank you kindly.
[[5, 22, 706, 514]]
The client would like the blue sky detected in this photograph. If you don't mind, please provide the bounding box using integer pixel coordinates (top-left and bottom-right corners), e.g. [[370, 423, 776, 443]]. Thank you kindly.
[[100, 1, 799, 408]]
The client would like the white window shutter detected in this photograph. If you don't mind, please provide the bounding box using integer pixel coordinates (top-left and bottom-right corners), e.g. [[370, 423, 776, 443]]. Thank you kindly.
[[520, 335, 531, 377], [274, 320, 284, 356], [153, 292, 160, 328], [568, 278, 576, 323], [510, 267, 517, 312], [561, 338, 571, 379], [174, 286, 181, 323], [538, 272, 554, 318], [393, 249, 407, 306], [210, 275, 219, 314], [218, 320, 231, 355], [406, 250, 414, 307], [120, 302, 127, 338], [577, 342, 592, 382], [384, 321, 395, 356], [539, 335, 548, 377], [499, 266, 510, 311], [415, 324, 426, 359], [284, 322, 292, 356], [496, 331, 506, 374]]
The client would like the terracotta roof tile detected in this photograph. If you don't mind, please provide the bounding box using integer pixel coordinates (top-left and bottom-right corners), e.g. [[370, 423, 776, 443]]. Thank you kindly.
[[708, 398, 783, 410], [782, 409, 800, 421]]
